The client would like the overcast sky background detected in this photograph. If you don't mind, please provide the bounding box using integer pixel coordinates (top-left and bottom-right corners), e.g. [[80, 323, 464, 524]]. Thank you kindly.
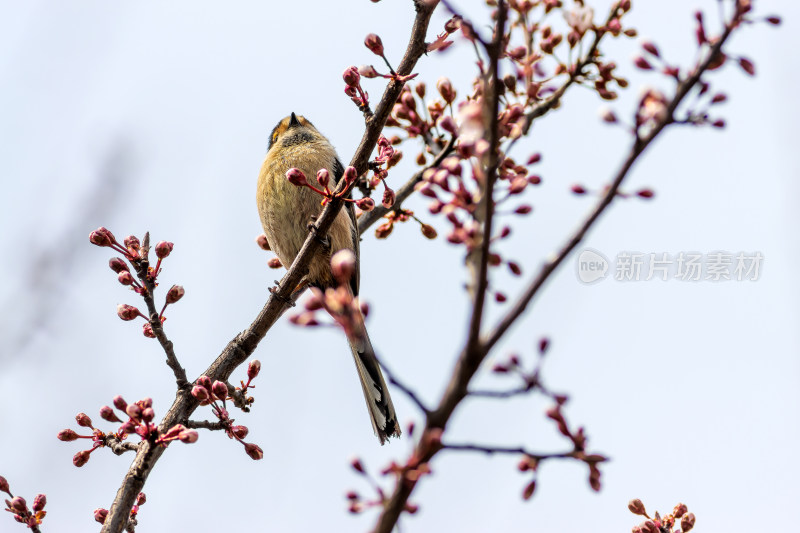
[[0, 1, 797, 531]]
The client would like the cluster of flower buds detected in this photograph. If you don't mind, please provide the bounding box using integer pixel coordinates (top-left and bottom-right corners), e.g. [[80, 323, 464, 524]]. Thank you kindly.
[[545, 399, 606, 492], [190, 371, 264, 460], [289, 251, 370, 339], [628, 498, 696, 533], [374, 208, 437, 241], [57, 397, 198, 468], [91, 227, 184, 338], [284, 165, 375, 212], [427, 14, 460, 53], [1, 476, 46, 529], [343, 66, 370, 111], [94, 492, 146, 526]]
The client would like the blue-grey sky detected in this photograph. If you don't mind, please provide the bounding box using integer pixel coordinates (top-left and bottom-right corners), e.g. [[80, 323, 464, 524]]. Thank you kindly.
[[0, 1, 797, 531]]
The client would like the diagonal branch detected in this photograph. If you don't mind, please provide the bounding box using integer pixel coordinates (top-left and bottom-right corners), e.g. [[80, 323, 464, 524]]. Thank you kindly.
[[99, 3, 439, 532]]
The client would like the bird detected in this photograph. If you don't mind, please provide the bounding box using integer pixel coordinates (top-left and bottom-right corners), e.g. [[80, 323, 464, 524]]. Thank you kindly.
[[256, 112, 400, 444]]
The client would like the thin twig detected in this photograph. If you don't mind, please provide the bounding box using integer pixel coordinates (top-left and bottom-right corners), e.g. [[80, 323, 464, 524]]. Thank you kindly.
[[442, 443, 575, 460]]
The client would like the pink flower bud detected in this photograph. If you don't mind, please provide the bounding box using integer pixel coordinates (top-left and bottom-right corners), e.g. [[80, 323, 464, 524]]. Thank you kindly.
[[436, 77, 456, 103], [0, 475, 8, 493], [231, 425, 249, 439], [94, 508, 108, 524], [256, 233, 270, 251], [155, 241, 173, 259], [673, 502, 688, 518], [285, 168, 308, 187], [628, 499, 647, 516], [331, 249, 357, 285], [141, 407, 155, 423], [343, 166, 358, 185], [766, 15, 781, 25], [76, 412, 93, 428], [9, 496, 27, 513], [89, 227, 116, 247], [364, 33, 384, 56], [420, 224, 437, 240], [342, 66, 360, 87], [109, 257, 129, 273], [599, 107, 617, 123], [73, 450, 91, 467], [317, 168, 330, 189], [641, 41, 660, 57], [126, 403, 142, 420], [178, 429, 199, 443], [439, 115, 457, 135], [508, 261, 522, 275], [738, 57, 755, 76], [358, 65, 379, 78], [571, 184, 586, 195], [267, 257, 282, 269], [539, 337, 550, 354], [244, 442, 264, 460], [117, 304, 142, 321], [211, 380, 228, 400], [100, 406, 122, 423], [634, 56, 652, 70], [247, 359, 261, 380], [637, 189, 655, 199], [191, 385, 210, 402], [356, 197, 375, 211], [522, 479, 536, 500], [136, 493, 146, 506], [382, 187, 395, 208], [166, 284, 185, 304], [123, 235, 140, 251], [113, 395, 127, 411], [57, 429, 80, 441], [351, 458, 365, 473], [681, 513, 696, 532], [197, 376, 211, 390], [118, 271, 134, 286], [32, 494, 46, 512]]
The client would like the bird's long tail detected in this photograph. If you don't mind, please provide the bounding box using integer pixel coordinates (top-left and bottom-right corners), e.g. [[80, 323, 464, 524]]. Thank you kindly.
[[347, 318, 400, 445]]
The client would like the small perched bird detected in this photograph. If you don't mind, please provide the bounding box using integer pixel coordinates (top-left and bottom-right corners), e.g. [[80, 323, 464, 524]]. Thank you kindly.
[[256, 112, 400, 444]]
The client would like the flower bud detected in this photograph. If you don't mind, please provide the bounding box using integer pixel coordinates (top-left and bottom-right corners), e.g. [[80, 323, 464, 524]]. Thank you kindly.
[[231, 425, 249, 439], [439, 115, 457, 135], [343, 166, 358, 185], [599, 106, 617, 123], [178, 429, 199, 443], [285, 168, 308, 187], [244, 442, 264, 460], [117, 304, 142, 321], [118, 271, 134, 286], [32, 494, 46, 512], [641, 41, 660, 57], [166, 284, 185, 304], [136, 493, 147, 506], [211, 380, 228, 400], [247, 359, 261, 380], [681, 512, 696, 532], [99, 405, 121, 423], [0, 475, 8, 493], [358, 65, 379, 78], [317, 168, 330, 189], [141, 407, 155, 423], [126, 403, 142, 420], [628, 499, 647, 516], [75, 412, 93, 428], [9, 496, 27, 513], [522, 479, 536, 500], [89, 227, 115, 247], [436, 77, 456, 103], [634, 56, 653, 70], [420, 224, 437, 239], [382, 187, 395, 208], [342, 66, 360, 87], [142, 323, 156, 338], [351, 458, 365, 473], [73, 450, 91, 467], [109, 257, 129, 273], [364, 33, 384, 56], [94, 508, 108, 524], [356, 197, 375, 211], [375, 222, 393, 239], [571, 184, 586, 195], [113, 395, 127, 411], [57, 429, 80, 441], [123, 235, 140, 251], [637, 188, 655, 199], [331, 249, 356, 285], [673, 503, 688, 518], [155, 241, 173, 259], [191, 385, 210, 402], [256, 233, 270, 251], [197, 375, 212, 390]]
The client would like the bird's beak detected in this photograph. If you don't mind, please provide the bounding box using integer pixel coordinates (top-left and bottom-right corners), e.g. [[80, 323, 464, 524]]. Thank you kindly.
[[289, 112, 301, 128]]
